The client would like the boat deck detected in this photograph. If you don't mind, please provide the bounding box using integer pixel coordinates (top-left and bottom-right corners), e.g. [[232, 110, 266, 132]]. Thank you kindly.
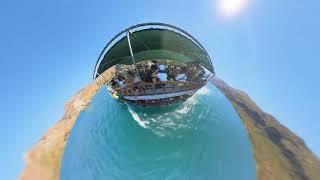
[[111, 80, 206, 106]]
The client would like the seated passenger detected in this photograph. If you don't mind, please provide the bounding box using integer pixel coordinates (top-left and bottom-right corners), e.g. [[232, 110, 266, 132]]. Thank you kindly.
[[167, 65, 177, 80], [127, 71, 141, 95], [175, 67, 187, 81], [157, 65, 168, 81], [175, 73, 187, 81], [110, 78, 118, 88], [127, 71, 140, 85], [151, 60, 159, 70], [116, 75, 126, 87], [146, 64, 158, 83]]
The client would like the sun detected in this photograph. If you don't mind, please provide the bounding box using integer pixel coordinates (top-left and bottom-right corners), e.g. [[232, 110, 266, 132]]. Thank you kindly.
[[218, 0, 249, 17]]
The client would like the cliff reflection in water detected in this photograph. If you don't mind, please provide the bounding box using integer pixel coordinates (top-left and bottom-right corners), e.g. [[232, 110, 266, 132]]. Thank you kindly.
[[60, 83, 256, 180]]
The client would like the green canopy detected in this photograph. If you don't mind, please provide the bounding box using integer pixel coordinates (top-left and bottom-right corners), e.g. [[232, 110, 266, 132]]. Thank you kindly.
[[93, 23, 214, 79]]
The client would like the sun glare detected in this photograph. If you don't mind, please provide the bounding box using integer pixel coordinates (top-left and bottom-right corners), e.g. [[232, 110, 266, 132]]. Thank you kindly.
[[218, 0, 248, 17]]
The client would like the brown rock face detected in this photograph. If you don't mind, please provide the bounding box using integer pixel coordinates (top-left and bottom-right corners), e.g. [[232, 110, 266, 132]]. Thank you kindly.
[[20, 67, 115, 180], [212, 77, 320, 180], [20, 73, 320, 180]]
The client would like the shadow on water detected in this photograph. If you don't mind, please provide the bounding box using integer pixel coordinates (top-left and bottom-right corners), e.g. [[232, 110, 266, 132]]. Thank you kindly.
[[60, 83, 256, 180]]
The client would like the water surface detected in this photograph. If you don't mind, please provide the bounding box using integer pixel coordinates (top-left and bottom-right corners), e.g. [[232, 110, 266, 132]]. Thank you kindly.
[[61, 83, 256, 179]]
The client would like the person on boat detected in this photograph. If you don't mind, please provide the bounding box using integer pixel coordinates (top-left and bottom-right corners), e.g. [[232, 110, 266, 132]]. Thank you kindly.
[[114, 75, 126, 88], [175, 66, 188, 81], [146, 64, 157, 83], [127, 71, 140, 85], [167, 65, 175, 80], [127, 71, 141, 96], [110, 78, 118, 88], [118, 75, 126, 87], [151, 60, 159, 70], [157, 64, 168, 81]]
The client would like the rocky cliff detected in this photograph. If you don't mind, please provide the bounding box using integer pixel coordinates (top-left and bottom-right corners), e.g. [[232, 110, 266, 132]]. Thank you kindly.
[[20, 67, 115, 180], [20, 75, 320, 180], [212, 77, 320, 180]]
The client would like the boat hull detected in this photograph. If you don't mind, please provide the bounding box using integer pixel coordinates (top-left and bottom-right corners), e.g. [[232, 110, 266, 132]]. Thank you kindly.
[[125, 92, 195, 106]]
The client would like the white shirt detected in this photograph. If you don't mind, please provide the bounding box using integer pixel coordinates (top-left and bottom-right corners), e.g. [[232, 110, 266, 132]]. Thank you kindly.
[[133, 76, 141, 83], [115, 79, 126, 88], [157, 72, 168, 81], [175, 73, 187, 81], [119, 80, 126, 87]]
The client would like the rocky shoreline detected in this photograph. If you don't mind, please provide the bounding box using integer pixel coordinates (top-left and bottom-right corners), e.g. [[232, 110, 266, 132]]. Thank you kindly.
[[212, 78, 320, 180], [20, 67, 115, 180], [20, 75, 320, 180]]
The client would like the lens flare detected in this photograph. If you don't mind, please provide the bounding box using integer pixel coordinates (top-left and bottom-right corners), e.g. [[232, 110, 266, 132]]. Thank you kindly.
[[218, 0, 248, 17]]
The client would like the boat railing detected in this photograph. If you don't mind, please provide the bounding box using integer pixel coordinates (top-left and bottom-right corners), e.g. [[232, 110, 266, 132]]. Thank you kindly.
[[114, 80, 206, 96]]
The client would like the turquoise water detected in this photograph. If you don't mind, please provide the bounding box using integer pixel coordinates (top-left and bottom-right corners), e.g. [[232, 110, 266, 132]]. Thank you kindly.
[[60, 83, 256, 180]]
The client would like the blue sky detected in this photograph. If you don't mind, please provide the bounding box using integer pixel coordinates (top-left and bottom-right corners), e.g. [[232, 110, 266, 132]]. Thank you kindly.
[[1, 0, 319, 179]]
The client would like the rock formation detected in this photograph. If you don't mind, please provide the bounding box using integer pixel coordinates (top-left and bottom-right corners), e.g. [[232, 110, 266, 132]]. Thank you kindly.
[[20, 75, 320, 180], [212, 77, 320, 180], [20, 67, 115, 180]]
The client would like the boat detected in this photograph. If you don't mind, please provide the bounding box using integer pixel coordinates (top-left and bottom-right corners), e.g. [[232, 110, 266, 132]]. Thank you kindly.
[[93, 23, 215, 106]]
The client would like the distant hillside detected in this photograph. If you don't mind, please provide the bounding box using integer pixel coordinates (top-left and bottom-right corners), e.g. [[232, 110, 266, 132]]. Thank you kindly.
[[212, 77, 320, 180]]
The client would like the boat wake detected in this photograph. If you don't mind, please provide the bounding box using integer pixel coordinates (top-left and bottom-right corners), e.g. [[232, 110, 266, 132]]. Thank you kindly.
[[126, 87, 210, 138], [60, 84, 256, 180], [127, 105, 148, 128]]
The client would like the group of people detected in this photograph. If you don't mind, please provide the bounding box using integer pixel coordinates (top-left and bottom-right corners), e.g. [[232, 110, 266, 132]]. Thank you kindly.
[[110, 70, 139, 89], [145, 64, 167, 83], [110, 61, 190, 89], [145, 62, 188, 84]]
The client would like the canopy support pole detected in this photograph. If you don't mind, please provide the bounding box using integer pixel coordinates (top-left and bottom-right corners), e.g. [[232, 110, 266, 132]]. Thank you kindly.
[[126, 31, 141, 80]]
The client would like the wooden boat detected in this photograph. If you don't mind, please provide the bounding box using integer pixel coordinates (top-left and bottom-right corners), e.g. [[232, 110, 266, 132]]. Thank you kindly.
[[93, 23, 215, 106]]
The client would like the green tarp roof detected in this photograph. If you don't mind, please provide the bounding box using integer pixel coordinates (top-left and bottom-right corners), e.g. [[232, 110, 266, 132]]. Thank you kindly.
[[94, 28, 214, 78]]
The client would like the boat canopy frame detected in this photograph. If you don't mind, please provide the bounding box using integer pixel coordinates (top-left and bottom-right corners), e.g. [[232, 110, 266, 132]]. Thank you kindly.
[[93, 22, 215, 79]]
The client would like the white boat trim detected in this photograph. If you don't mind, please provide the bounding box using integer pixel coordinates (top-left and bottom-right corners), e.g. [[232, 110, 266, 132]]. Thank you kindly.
[[123, 89, 198, 100]]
